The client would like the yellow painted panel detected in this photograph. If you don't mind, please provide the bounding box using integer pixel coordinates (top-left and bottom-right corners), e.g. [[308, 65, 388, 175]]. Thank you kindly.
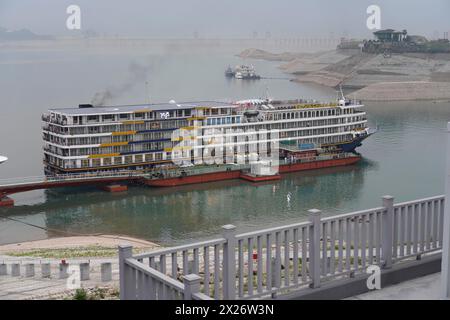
[[172, 146, 192, 151], [88, 153, 120, 159], [122, 120, 144, 125], [100, 141, 128, 147], [172, 136, 195, 142], [181, 126, 200, 130], [112, 130, 136, 136]]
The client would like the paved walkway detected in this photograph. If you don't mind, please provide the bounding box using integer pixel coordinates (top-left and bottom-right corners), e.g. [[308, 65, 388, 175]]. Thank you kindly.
[[0, 235, 157, 300], [0, 257, 119, 300], [349, 272, 442, 300]]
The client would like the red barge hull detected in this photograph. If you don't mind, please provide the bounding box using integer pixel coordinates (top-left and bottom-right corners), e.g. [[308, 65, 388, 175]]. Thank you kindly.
[[144, 155, 361, 187]]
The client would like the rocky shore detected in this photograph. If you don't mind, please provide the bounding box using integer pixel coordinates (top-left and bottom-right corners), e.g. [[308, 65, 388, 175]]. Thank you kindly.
[[350, 81, 450, 101], [238, 48, 450, 101]]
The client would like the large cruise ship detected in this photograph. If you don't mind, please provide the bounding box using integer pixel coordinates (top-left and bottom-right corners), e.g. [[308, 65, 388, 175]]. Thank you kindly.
[[42, 96, 375, 186]]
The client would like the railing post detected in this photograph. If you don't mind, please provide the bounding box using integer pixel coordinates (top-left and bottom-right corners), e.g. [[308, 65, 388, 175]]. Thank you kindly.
[[0, 263, 7, 276], [222, 224, 236, 300], [119, 244, 133, 300], [184, 274, 201, 300], [308, 209, 321, 289], [381, 196, 394, 269]]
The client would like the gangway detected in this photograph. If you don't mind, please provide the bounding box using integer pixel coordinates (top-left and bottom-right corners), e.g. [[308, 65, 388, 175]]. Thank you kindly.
[[0, 171, 146, 207]]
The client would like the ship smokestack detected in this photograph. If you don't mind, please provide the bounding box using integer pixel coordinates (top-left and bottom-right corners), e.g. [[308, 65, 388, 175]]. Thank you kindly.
[[79, 104, 94, 108]]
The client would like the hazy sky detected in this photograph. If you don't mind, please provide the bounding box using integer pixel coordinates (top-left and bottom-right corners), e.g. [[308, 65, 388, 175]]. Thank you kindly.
[[0, 0, 449, 38]]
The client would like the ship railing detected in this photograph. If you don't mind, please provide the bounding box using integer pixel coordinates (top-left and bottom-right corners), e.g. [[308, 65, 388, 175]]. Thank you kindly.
[[144, 163, 249, 180], [120, 194, 445, 300], [282, 152, 355, 165], [0, 171, 145, 187]]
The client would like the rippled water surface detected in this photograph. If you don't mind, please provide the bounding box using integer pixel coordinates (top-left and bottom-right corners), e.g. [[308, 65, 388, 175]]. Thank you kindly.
[[1, 46, 449, 245]]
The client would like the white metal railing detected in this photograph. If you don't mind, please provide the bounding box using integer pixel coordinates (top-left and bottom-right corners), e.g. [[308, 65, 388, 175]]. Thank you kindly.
[[119, 238, 227, 300], [129, 238, 228, 299], [119, 194, 445, 300], [121, 256, 185, 300], [392, 195, 444, 262]]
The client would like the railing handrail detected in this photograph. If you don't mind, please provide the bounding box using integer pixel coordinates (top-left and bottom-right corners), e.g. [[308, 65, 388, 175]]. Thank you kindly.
[[393, 194, 444, 208], [321, 206, 385, 222], [318, 194, 445, 223], [235, 220, 311, 240], [125, 257, 185, 292], [133, 238, 227, 259]]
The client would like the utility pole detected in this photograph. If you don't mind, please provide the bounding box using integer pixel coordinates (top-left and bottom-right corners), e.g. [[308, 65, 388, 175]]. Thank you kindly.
[[441, 122, 450, 299]]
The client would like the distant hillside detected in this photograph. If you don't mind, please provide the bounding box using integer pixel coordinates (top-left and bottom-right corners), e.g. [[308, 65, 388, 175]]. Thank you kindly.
[[0, 27, 54, 41]]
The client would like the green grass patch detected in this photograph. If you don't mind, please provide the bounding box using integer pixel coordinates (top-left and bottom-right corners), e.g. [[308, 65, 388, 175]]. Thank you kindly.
[[70, 287, 119, 300], [5, 245, 149, 259]]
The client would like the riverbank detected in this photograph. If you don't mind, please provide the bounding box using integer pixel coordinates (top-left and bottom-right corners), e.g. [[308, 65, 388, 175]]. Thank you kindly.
[[0, 235, 159, 258], [238, 48, 450, 101], [351, 81, 450, 101]]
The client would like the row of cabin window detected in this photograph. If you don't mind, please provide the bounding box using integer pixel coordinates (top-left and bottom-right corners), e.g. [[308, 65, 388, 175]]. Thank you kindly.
[[60, 120, 187, 135], [50, 153, 167, 169], [200, 108, 234, 116], [66, 141, 168, 157], [79, 153, 165, 168], [292, 134, 352, 146], [64, 131, 172, 146], [74, 109, 192, 123], [273, 108, 352, 121], [206, 117, 241, 126], [276, 116, 365, 129], [278, 125, 359, 138]]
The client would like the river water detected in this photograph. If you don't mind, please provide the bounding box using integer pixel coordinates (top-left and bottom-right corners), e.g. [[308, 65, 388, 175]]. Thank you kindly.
[[0, 44, 449, 245]]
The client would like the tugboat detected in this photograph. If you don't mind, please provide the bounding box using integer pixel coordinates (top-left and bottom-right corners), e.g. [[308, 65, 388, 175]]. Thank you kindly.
[[225, 65, 261, 80], [225, 66, 235, 77], [235, 65, 260, 80]]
